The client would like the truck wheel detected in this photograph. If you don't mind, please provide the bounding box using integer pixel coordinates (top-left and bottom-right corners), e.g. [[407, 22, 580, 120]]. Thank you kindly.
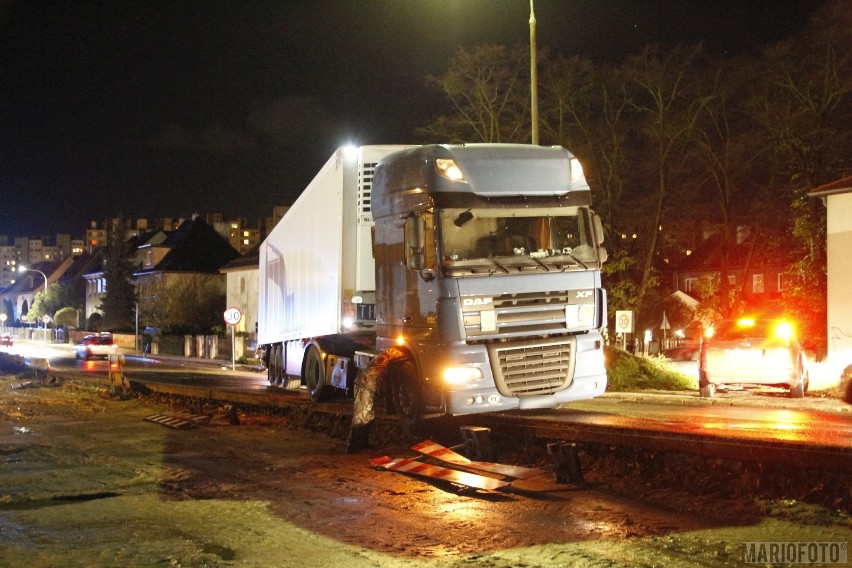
[[391, 359, 425, 438], [304, 346, 329, 402], [267, 345, 278, 385]]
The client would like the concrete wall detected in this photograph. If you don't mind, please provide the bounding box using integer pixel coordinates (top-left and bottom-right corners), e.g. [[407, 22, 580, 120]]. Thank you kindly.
[[825, 191, 852, 379]]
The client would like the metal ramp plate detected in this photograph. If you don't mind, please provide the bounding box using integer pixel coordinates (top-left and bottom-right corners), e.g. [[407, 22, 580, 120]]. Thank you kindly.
[[144, 412, 209, 429], [412, 439, 541, 480], [371, 455, 510, 491]]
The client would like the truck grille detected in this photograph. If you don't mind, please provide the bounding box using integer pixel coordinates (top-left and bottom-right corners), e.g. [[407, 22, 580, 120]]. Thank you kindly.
[[488, 338, 575, 396], [463, 289, 594, 340]]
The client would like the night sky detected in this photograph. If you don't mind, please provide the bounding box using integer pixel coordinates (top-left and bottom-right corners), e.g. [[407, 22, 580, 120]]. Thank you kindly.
[[0, 0, 823, 238]]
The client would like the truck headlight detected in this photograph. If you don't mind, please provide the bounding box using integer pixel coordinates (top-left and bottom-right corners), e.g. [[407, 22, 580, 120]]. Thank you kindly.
[[435, 159, 466, 182], [566, 304, 595, 329], [443, 366, 482, 384]]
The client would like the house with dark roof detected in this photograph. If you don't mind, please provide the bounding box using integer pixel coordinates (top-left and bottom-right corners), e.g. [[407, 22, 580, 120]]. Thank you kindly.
[[668, 229, 788, 316], [82, 230, 168, 323], [0, 258, 73, 326], [82, 217, 239, 332], [131, 217, 240, 331]]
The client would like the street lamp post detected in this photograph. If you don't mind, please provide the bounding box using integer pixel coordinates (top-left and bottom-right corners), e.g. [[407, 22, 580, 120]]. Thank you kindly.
[[529, 0, 539, 145], [18, 265, 49, 340]]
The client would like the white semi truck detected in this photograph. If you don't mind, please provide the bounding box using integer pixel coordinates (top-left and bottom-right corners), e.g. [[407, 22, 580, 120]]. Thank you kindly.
[[258, 143, 609, 432]]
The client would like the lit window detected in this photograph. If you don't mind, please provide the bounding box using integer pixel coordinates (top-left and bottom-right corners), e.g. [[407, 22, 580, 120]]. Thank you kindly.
[[753, 273, 764, 293]]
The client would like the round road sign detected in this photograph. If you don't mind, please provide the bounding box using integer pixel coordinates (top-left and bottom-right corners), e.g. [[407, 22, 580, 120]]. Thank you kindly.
[[223, 307, 242, 326]]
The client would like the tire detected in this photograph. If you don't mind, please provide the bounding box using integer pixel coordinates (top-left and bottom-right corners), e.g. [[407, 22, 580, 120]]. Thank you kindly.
[[391, 359, 425, 438], [845, 375, 852, 405], [303, 346, 328, 402], [267, 344, 279, 386], [789, 377, 805, 398]]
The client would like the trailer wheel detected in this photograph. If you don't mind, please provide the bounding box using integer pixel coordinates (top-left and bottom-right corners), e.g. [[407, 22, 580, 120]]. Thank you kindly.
[[391, 359, 425, 438], [304, 346, 329, 402], [268, 344, 284, 386], [266, 344, 277, 385]]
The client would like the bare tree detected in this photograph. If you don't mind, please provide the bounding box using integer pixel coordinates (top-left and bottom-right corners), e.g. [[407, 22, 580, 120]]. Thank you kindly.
[[624, 43, 706, 304], [417, 44, 530, 143]]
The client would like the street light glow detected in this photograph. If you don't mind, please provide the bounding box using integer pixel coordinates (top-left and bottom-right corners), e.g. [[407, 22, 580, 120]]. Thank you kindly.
[[18, 264, 49, 291]]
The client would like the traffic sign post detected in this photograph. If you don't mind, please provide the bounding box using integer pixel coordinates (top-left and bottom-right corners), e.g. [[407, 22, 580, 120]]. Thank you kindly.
[[660, 311, 670, 351], [223, 307, 242, 371], [615, 310, 634, 351]]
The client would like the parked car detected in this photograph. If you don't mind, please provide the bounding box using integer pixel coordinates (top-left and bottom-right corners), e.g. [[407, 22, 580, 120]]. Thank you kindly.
[[0, 334, 13, 347], [75, 333, 118, 360], [698, 317, 808, 398]]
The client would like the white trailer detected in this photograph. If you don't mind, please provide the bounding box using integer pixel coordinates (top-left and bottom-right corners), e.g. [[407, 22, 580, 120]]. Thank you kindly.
[[258, 145, 411, 393]]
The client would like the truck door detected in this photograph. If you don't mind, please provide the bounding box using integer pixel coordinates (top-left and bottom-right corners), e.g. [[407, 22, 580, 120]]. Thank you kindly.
[[375, 211, 439, 343]]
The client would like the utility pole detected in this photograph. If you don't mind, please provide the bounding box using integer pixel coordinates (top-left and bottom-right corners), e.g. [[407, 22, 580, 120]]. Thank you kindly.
[[529, 0, 539, 145]]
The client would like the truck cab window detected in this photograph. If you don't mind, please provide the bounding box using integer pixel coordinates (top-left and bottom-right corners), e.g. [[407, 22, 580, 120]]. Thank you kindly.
[[440, 207, 598, 268]]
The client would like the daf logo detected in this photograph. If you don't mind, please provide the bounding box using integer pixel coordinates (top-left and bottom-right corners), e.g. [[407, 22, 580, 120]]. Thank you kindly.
[[463, 297, 493, 307], [575, 290, 593, 299]]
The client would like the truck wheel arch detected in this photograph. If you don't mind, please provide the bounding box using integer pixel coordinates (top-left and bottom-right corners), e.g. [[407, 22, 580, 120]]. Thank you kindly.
[[388, 352, 426, 437]]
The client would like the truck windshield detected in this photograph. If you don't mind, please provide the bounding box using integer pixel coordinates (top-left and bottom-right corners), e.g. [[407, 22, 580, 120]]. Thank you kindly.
[[440, 206, 598, 273]]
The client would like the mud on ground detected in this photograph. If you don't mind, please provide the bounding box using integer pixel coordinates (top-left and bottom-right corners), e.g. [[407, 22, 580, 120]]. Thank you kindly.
[[0, 374, 849, 567]]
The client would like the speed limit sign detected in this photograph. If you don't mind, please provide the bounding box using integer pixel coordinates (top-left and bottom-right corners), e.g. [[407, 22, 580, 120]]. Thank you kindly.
[[223, 307, 242, 326], [615, 310, 634, 334]]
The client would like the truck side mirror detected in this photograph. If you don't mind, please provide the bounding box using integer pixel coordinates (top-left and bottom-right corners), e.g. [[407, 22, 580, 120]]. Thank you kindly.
[[592, 214, 605, 245], [404, 214, 426, 270], [592, 214, 607, 264]]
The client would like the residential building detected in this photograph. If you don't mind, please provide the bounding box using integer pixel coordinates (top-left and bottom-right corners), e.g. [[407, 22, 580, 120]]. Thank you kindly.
[[219, 244, 259, 337], [669, 230, 788, 313], [85, 222, 107, 251], [130, 217, 240, 334], [809, 175, 852, 380], [0, 258, 73, 325], [0, 244, 18, 290]]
